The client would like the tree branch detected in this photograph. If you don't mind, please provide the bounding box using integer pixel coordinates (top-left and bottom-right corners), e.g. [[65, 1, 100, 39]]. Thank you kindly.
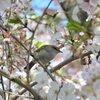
[[0, 69, 43, 100], [10, 81, 37, 100], [50, 51, 92, 73]]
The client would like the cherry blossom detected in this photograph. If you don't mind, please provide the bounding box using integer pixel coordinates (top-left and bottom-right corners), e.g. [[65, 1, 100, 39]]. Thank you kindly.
[[0, 45, 4, 57], [71, 71, 86, 90], [86, 96, 98, 100], [89, 0, 100, 7], [34, 72, 48, 89], [58, 83, 77, 100], [93, 80, 100, 98], [79, 2, 96, 15], [0, 95, 3, 100], [49, 81, 60, 100], [0, 0, 11, 11], [72, 6, 80, 22], [76, 0, 84, 4], [58, 0, 65, 3], [39, 90, 51, 100]]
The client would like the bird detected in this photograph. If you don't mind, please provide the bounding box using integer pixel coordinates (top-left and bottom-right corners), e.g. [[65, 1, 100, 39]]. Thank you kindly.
[[24, 45, 62, 70]]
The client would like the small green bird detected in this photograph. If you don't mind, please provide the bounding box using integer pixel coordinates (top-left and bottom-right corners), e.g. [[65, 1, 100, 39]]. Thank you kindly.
[[24, 45, 62, 70]]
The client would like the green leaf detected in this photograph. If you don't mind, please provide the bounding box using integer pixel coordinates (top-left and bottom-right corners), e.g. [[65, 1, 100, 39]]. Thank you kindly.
[[67, 24, 87, 32], [53, 17, 61, 25], [7, 18, 23, 24], [66, 16, 87, 32], [93, 76, 100, 81], [46, 15, 52, 20], [86, 87, 93, 92], [84, 20, 91, 27], [81, 34, 89, 42], [30, 13, 40, 21], [30, 13, 37, 18], [74, 41, 81, 48], [36, 41, 43, 48]]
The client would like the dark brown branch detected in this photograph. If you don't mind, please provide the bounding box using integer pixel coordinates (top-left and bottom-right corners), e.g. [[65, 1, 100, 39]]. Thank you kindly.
[[50, 51, 92, 73], [10, 81, 37, 100], [0, 69, 43, 100]]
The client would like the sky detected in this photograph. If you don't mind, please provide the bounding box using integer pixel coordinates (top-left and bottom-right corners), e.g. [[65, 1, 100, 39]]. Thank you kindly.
[[32, 0, 58, 15], [32, 0, 68, 25]]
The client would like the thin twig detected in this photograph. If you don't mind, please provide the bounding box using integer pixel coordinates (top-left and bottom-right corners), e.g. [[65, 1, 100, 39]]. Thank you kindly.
[[1, 75, 6, 100], [10, 81, 37, 100], [27, 0, 55, 84], [0, 90, 35, 99]]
